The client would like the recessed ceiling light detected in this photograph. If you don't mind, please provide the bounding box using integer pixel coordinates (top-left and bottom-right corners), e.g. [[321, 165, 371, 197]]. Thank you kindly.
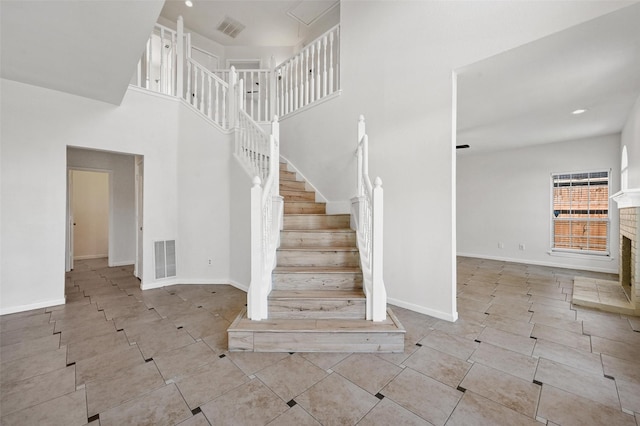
[[572, 109, 587, 115], [185, 0, 193, 7]]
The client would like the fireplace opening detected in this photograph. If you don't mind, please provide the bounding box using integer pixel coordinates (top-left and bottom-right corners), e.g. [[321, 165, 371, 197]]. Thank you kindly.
[[621, 235, 632, 299]]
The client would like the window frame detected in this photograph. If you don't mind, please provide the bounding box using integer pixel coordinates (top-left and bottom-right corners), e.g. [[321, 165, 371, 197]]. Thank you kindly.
[[549, 169, 611, 257]]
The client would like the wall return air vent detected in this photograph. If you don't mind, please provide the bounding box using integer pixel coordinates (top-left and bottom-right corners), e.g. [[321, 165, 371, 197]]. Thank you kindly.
[[155, 240, 176, 279], [217, 16, 245, 39]]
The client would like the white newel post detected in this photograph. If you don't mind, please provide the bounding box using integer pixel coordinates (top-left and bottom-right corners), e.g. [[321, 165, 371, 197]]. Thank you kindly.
[[372, 177, 386, 321], [249, 176, 266, 320], [176, 16, 184, 99], [357, 115, 365, 197], [229, 67, 237, 129]]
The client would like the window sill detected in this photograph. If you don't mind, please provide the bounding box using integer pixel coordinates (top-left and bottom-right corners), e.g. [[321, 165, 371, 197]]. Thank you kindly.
[[547, 250, 614, 261]]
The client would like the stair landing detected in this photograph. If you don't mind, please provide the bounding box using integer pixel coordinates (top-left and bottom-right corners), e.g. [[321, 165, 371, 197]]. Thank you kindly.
[[227, 307, 405, 352]]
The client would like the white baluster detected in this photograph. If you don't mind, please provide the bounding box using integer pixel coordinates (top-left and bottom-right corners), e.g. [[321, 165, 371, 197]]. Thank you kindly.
[[294, 57, 299, 112], [214, 80, 220, 123], [309, 44, 315, 102], [186, 61, 192, 105], [207, 75, 212, 118], [322, 34, 328, 97], [199, 67, 205, 112], [329, 31, 335, 94], [316, 40, 321, 99]]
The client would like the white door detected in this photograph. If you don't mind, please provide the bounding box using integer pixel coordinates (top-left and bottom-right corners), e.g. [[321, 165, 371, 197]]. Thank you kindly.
[[135, 158, 144, 279], [66, 170, 74, 271]]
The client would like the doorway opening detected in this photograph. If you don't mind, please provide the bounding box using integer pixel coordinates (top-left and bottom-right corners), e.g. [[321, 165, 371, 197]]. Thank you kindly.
[[69, 169, 110, 266], [66, 147, 142, 280]]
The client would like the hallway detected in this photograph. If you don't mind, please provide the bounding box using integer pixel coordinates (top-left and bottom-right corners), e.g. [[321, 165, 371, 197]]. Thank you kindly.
[[1, 258, 639, 425]]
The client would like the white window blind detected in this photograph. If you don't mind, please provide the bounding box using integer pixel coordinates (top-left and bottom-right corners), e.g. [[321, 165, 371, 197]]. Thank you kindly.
[[551, 170, 610, 255]]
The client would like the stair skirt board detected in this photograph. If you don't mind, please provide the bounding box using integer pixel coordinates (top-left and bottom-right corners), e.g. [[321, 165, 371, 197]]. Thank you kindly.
[[227, 307, 406, 353]]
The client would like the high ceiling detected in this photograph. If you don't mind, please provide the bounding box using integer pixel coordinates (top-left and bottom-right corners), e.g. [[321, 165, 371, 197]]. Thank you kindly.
[[0, 0, 164, 105], [160, 0, 339, 47], [457, 2, 640, 154]]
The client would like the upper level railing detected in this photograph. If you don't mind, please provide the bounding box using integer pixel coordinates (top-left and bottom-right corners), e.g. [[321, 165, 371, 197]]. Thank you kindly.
[[135, 19, 340, 126], [275, 25, 340, 118], [185, 58, 230, 129], [354, 115, 386, 321]]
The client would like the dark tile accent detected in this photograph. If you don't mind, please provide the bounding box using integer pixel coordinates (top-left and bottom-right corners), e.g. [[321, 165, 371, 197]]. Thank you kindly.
[[219, 354, 226, 359], [177, 326, 184, 329], [415, 343, 423, 347], [528, 310, 534, 313], [197, 306, 203, 308], [145, 358, 153, 363], [484, 312, 490, 315], [375, 393, 385, 400], [533, 380, 543, 386], [604, 375, 615, 380], [287, 399, 297, 407], [211, 291, 216, 294], [54, 331, 61, 335], [88, 414, 100, 422], [530, 336, 537, 340], [67, 362, 76, 367], [457, 386, 466, 393], [289, 352, 295, 355], [474, 339, 481, 343], [191, 407, 202, 415]]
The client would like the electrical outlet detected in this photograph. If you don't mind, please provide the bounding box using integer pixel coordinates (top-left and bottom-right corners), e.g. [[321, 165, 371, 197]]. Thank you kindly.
[[519, 244, 525, 251], [498, 242, 504, 249], [208, 259, 212, 266]]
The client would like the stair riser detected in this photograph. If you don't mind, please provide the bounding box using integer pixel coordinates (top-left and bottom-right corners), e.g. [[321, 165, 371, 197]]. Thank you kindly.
[[284, 203, 326, 214], [277, 250, 360, 267], [268, 299, 365, 320], [272, 273, 363, 291], [280, 170, 297, 179], [281, 191, 316, 202], [280, 180, 306, 191], [283, 215, 350, 230], [280, 231, 356, 248], [279, 163, 288, 171], [229, 331, 405, 353]]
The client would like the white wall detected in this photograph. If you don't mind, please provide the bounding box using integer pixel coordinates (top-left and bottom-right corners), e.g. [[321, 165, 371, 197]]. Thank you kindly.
[[67, 148, 136, 266], [71, 170, 109, 259], [175, 104, 232, 284], [0, 79, 235, 313], [457, 135, 621, 273], [228, 158, 253, 291], [280, 1, 633, 321], [622, 94, 640, 189]]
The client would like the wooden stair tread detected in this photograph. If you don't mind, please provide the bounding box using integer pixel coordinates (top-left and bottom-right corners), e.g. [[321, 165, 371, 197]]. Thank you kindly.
[[273, 266, 362, 273], [277, 247, 359, 252], [270, 290, 364, 299], [282, 229, 354, 233], [229, 307, 405, 333]]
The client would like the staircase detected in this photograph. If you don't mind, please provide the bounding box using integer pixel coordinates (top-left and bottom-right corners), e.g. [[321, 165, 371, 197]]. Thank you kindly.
[[227, 162, 405, 352]]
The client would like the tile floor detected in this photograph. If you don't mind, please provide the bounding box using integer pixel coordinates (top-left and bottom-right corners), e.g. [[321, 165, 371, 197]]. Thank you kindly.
[[1, 257, 640, 425]]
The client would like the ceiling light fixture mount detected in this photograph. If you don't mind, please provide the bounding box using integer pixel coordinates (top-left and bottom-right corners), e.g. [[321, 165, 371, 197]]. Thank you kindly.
[[185, 0, 193, 7], [572, 109, 587, 115]]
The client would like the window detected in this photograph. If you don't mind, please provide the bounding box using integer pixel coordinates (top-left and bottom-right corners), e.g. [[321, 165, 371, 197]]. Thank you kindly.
[[551, 170, 610, 255]]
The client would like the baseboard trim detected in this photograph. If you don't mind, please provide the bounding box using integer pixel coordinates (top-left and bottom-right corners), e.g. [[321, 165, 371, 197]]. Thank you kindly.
[[74, 254, 107, 260], [140, 278, 249, 291], [228, 280, 249, 292], [0, 298, 66, 316], [387, 297, 458, 322], [109, 260, 135, 267], [456, 252, 618, 274]]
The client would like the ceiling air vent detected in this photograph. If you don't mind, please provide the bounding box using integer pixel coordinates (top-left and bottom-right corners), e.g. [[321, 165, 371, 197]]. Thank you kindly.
[[217, 16, 245, 39]]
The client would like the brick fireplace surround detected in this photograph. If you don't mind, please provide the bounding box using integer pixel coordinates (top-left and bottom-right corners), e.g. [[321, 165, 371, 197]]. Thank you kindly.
[[572, 189, 640, 316]]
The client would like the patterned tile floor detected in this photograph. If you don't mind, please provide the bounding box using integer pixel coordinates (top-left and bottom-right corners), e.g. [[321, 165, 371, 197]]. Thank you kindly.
[[1, 257, 640, 425]]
